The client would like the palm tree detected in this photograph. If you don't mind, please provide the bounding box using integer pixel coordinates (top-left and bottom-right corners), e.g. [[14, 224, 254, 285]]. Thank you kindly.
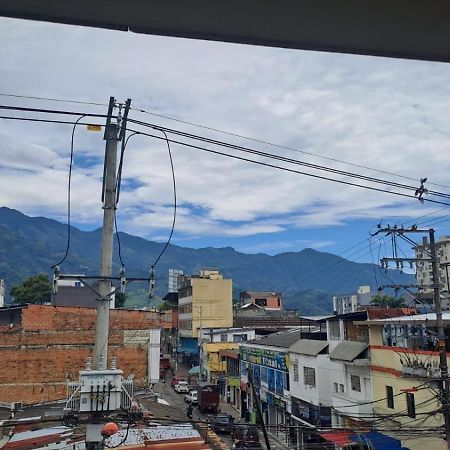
[[370, 293, 406, 308]]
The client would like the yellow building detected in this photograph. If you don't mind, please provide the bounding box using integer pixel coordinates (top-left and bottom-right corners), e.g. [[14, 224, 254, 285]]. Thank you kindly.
[[178, 269, 233, 338], [359, 313, 449, 450], [203, 342, 239, 374]]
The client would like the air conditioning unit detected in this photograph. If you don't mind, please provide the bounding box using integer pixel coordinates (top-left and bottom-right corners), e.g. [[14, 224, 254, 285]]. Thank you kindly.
[[10, 402, 22, 412]]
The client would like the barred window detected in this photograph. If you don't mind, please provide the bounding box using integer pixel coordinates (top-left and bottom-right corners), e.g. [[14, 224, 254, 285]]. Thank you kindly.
[[350, 375, 361, 392], [303, 366, 316, 387], [293, 363, 299, 382]]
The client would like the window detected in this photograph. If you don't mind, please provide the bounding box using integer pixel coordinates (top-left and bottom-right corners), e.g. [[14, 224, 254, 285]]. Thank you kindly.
[[339, 384, 344, 393], [255, 298, 267, 307], [303, 367, 316, 387], [220, 334, 228, 342], [233, 334, 247, 343], [386, 386, 394, 409], [406, 393, 415, 418], [333, 382, 338, 393], [293, 363, 299, 382], [350, 375, 361, 392], [329, 320, 341, 340]]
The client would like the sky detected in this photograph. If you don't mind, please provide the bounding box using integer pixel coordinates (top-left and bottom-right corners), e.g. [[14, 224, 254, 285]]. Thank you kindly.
[[1, 17, 450, 261]]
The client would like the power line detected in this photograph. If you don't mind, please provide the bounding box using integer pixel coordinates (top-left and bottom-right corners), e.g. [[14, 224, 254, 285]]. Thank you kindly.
[[130, 103, 450, 191], [150, 129, 177, 270], [0, 104, 112, 118], [127, 127, 450, 207], [0, 92, 108, 108], [51, 115, 86, 269], [128, 118, 450, 201]]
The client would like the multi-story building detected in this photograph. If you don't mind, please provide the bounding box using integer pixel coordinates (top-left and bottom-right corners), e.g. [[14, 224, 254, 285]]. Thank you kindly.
[[168, 268, 184, 293], [177, 269, 232, 363], [239, 291, 283, 311], [359, 312, 450, 450], [240, 329, 303, 445], [415, 235, 450, 309], [332, 285, 374, 315], [200, 328, 256, 384]]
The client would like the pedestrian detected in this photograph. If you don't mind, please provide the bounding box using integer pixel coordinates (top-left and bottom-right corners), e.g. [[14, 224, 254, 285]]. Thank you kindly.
[[186, 403, 193, 420], [226, 391, 231, 404]]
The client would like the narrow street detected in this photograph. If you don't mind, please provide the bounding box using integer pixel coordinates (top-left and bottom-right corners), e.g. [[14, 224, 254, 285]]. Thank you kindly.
[[152, 378, 235, 448]]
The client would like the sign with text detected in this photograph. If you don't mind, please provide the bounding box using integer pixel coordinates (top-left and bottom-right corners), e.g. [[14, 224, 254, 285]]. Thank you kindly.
[[240, 346, 287, 372]]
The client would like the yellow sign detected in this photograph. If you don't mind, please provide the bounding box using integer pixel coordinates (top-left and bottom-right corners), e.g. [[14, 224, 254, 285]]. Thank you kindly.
[[87, 124, 102, 132]]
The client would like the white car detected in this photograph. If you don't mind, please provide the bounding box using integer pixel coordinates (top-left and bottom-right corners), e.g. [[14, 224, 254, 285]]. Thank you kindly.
[[184, 390, 198, 404], [174, 381, 190, 393]]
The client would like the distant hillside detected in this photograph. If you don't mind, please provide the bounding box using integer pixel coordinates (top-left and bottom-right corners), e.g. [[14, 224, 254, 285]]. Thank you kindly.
[[0, 207, 414, 314]]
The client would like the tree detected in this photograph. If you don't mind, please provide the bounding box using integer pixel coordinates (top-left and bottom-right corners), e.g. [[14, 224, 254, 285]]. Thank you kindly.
[[115, 292, 127, 308], [371, 293, 406, 308], [10, 274, 52, 304]]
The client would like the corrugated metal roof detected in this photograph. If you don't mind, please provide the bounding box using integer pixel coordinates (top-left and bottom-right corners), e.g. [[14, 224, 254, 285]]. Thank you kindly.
[[247, 329, 302, 348], [329, 341, 368, 362], [289, 339, 328, 356]]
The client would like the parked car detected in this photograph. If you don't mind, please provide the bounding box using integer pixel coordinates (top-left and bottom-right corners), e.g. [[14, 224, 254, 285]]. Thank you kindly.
[[232, 425, 261, 449], [171, 376, 186, 388], [184, 390, 198, 404], [175, 381, 190, 393], [212, 414, 234, 434]]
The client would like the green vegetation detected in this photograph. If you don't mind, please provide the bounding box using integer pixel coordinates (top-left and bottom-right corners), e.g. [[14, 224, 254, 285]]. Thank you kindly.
[[0, 207, 415, 315], [10, 274, 52, 304], [370, 293, 406, 308]]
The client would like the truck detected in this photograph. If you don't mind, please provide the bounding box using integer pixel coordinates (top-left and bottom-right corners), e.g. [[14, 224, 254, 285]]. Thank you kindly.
[[197, 382, 220, 413]]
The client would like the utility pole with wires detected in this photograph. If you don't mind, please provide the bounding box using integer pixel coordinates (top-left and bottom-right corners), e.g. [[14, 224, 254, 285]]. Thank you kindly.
[[374, 225, 450, 448], [94, 96, 130, 370], [55, 97, 155, 450]]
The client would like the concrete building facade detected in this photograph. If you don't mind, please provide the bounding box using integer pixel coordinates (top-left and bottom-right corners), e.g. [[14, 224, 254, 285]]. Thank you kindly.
[[178, 269, 232, 339]]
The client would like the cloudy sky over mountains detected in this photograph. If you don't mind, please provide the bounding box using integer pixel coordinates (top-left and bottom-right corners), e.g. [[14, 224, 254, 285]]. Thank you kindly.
[[1, 17, 450, 258]]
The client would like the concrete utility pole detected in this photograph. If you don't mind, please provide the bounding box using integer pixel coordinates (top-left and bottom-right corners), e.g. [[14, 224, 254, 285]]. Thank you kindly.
[[377, 226, 450, 448], [429, 230, 450, 449], [93, 97, 131, 370]]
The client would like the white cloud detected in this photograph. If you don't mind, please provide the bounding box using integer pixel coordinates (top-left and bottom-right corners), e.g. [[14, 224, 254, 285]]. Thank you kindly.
[[1, 17, 450, 246]]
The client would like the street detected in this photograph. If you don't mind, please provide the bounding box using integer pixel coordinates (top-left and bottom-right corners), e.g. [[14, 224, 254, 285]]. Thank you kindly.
[[152, 379, 235, 448]]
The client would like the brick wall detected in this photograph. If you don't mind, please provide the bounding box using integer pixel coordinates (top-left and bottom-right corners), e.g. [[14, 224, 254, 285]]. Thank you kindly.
[[0, 305, 161, 405]]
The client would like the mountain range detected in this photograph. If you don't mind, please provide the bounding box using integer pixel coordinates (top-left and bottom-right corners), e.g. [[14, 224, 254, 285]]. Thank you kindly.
[[0, 207, 414, 314]]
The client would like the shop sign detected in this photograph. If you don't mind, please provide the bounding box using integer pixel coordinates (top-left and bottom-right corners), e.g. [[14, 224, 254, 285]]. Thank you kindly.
[[240, 346, 287, 371], [228, 377, 240, 387]]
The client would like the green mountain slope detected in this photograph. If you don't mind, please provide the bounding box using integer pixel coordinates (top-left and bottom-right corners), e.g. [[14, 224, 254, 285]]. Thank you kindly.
[[0, 207, 414, 314]]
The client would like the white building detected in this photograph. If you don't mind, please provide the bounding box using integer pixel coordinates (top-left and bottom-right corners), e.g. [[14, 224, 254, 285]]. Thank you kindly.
[[0, 279, 4, 307], [326, 315, 372, 428], [332, 285, 373, 315], [415, 235, 450, 309], [168, 268, 183, 293], [288, 339, 336, 432], [201, 327, 256, 343]]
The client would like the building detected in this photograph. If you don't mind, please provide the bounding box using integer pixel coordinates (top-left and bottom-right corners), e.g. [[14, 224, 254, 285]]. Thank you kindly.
[[332, 285, 374, 315], [168, 268, 184, 293], [0, 304, 161, 404], [359, 312, 450, 450], [415, 235, 450, 309], [177, 269, 232, 363], [53, 275, 116, 309], [0, 279, 4, 308], [240, 329, 303, 445], [200, 328, 256, 386], [239, 291, 283, 311]]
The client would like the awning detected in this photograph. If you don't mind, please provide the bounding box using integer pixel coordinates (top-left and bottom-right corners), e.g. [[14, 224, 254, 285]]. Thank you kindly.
[[351, 431, 407, 449], [329, 341, 368, 362], [320, 431, 354, 447], [289, 339, 328, 356], [188, 366, 207, 376]]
